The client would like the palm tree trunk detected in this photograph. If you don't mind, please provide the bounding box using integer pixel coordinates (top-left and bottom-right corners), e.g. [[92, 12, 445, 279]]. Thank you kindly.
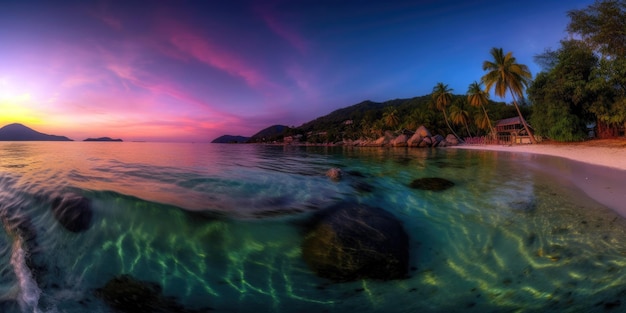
[[509, 92, 538, 144], [481, 105, 494, 138], [464, 122, 472, 138], [442, 110, 463, 142]]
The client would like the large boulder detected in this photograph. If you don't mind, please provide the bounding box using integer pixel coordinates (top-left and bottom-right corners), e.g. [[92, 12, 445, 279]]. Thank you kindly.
[[301, 203, 409, 282], [372, 136, 388, 147], [445, 134, 459, 146], [415, 125, 432, 138], [432, 134, 444, 146], [51, 194, 93, 232], [392, 134, 408, 147], [419, 137, 432, 147], [407, 133, 423, 147]]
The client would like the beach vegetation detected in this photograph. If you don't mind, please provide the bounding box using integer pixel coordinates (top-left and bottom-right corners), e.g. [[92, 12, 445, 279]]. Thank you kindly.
[[431, 82, 462, 141], [528, 40, 597, 141], [449, 99, 472, 138], [467, 81, 493, 136], [482, 47, 537, 143], [529, 0, 626, 140]]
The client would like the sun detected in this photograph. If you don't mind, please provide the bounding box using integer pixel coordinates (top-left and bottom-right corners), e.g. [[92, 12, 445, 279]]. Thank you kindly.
[[0, 78, 43, 125]]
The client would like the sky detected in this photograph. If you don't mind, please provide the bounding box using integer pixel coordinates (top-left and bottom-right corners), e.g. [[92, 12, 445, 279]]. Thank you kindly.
[[0, 0, 594, 142]]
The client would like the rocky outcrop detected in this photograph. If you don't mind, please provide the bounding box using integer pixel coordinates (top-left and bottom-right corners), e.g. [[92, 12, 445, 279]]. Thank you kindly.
[[301, 203, 409, 282], [445, 134, 459, 146], [51, 194, 93, 233], [415, 125, 432, 138], [392, 134, 408, 147], [341, 126, 458, 148]]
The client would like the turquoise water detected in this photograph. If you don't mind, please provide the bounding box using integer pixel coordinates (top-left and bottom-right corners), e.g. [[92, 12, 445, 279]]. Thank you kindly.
[[1, 142, 626, 312]]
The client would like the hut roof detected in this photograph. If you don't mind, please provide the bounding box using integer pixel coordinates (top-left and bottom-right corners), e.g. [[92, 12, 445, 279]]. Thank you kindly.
[[495, 116, 525, 127]]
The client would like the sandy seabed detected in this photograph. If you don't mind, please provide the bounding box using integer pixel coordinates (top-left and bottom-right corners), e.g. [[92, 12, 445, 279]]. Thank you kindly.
[[450, 140, 626, 217]]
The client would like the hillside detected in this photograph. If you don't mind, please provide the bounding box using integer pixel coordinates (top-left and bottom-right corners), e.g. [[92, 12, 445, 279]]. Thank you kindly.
[[0, 123, 73, 141], [213, 93, 522, 144], [247, 125, 290, 143], [211, 135, 250, 143]]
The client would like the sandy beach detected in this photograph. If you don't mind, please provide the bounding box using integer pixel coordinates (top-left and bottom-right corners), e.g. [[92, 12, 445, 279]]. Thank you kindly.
[[451, 139, 626, 217], [452, 139, 626, 170]]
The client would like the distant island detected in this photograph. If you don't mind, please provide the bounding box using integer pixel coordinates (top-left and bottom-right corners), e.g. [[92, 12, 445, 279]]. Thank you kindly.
[[0, 123, 73, 141], [84, 137, 123, 142], [211, 135, 250, 143]]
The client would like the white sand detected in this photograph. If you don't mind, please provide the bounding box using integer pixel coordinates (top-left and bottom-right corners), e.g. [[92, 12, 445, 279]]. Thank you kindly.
[[452, 143, 626, 170], [450, 143, 626, 216]]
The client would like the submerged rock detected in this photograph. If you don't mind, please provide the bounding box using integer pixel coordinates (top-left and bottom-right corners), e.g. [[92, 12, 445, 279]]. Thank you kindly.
[[409, 177, 455, 191], [51, 194, 93, 232], [326, 168, 343, 181], [95, 274, 209, 313], [301, 203, 409, 282]]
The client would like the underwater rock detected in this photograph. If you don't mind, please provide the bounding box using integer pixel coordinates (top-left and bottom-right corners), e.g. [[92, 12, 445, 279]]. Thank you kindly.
[[51, 194, 93, 232], [95, 274, 209, 313], [326, 168, 343, 181], [409, 177, 455, 191], [301, 203, 409, 282]]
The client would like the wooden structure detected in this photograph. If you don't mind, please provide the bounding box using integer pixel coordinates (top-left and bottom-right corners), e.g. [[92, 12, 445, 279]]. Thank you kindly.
[[495, 116, 534, 144]]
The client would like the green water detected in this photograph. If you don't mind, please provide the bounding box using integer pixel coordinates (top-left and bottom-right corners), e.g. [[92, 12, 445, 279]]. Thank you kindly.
[[0, 143, 625, 312]]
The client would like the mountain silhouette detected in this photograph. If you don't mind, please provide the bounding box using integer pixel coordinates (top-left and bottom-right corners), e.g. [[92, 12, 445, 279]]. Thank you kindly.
[[0, 123, 73, 141], [84, 137, 123, 142]]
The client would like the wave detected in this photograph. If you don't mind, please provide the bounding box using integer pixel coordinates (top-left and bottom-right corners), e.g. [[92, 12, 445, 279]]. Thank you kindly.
[[10, 237, 41, 313]]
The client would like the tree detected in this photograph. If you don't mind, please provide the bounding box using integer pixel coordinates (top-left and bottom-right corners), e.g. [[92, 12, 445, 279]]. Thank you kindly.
[[567, 0, 626, 137], [467, 81, 493, 136], [528, 40, 598, 141], [431, 82, 461, 140], [450, 104, 472, 137], [382, 107, 400, 130], [567, 0, 626, 58], [482, 47, 537, 143]]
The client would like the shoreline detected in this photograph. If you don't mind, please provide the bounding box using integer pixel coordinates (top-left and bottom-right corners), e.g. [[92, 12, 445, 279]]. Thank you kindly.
[[450, 141, 626, 171], [450, 142, 626, 217]]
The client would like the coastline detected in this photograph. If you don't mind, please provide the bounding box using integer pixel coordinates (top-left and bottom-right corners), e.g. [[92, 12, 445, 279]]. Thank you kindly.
[[450, 141, 626, 217], [450, 140, 626, 171]]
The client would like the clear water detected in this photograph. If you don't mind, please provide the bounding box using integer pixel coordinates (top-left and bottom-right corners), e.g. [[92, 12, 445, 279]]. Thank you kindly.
[[1, 142, 625, 312]]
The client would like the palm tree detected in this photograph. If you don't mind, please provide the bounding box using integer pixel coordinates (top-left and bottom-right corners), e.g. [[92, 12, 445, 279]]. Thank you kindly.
[[431, 82, 461, 140], [382, 108, 400, 130], [474, 111, 491, 133], [467, 81, 493, 137], [481, 47, 537, 143], [450, 104, 472, 138]]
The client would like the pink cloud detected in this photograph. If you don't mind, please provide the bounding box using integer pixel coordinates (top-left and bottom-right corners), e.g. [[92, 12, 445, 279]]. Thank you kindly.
[[158, 19, 264, 87], [89, 1, 123, 31], [257, 7, 309, 55]]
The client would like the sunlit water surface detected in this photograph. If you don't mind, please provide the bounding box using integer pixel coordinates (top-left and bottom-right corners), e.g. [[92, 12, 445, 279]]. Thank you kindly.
[[1, 142, 626, 313]]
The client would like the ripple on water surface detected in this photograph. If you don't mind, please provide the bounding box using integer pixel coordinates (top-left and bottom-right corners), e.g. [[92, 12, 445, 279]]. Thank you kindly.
[[0, 143, 624, 312]]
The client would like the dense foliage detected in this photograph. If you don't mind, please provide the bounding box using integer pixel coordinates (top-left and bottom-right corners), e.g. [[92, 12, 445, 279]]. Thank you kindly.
[[266, 95, 519, 144], [529, 0, 626, 140]]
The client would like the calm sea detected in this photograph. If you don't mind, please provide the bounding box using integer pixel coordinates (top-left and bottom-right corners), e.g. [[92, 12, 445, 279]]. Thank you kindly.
[[1, 142, 625, 312]]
